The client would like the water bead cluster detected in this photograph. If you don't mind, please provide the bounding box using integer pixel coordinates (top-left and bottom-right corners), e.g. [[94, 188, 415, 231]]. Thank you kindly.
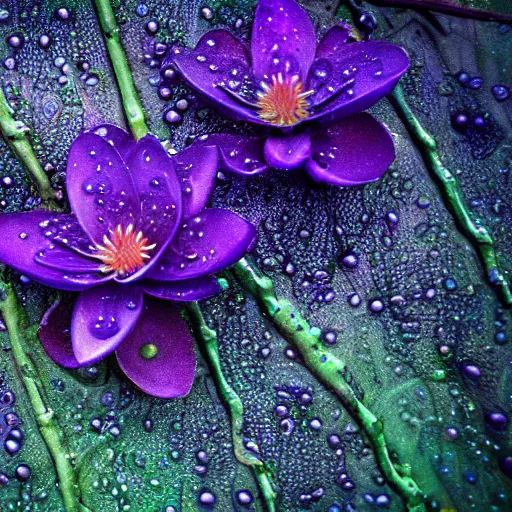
[[2, 7, 99, 88]]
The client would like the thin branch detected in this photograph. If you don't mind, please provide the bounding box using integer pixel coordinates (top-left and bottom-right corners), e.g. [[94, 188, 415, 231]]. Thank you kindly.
[[0, 88, 57, 209], [93, 0, 149, 140], [232, 257, 426, 512], [0, 281, 86, 511], [389, 84, 512, 307], [186, 302, 277, 512]]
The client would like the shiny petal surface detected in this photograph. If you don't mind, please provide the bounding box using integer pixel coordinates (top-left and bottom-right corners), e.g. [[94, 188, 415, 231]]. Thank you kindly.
[[67, 132, 140, 245], [88, 124, 134, 163], [305, 113, 395, 186], [147, 208, 257, 281], [316, 23, 354, 59], [252, 0, 316, 83], [197, 133, 268, 176], [142, 275, 223, 302], [35, 246, 103, 273], [38, 299, 82, 369], [37, 213, 97, 255], [116, 297, 196, 398], [172, 30, 260, 124], [308, 24, 356, 107], [308, 41, 409, 123], [0, 212, 108, 291], [71, 283, 143, 365], [173, 143, 219, 218], [264, 133, 312, 171], [120, 134, 183, 282]]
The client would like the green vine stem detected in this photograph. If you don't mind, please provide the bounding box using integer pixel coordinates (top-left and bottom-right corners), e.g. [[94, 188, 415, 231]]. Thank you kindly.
[[91, 4, 280, 507], [390, 84, 512, 307], [232, 257, 426, 512], [186, 302, 277, 512], [94, 0, 149, 140], [94, 2, 278, 507], [0, 281, 85, 512], [0, 88, 57, 208]]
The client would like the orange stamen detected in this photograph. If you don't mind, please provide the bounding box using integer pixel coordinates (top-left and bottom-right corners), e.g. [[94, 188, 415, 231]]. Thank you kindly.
[[92, 224, 156, 275], [256, 73, 313, 126]]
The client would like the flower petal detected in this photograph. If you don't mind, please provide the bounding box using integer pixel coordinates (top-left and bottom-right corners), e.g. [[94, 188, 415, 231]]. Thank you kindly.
[[71, 283, 143, 365], [66, 132, 140, 245], [35, 246, 103, 273], [142, 275, 223, 302], [88, 124, 134, 163], [38, 299, 82, 369], [316, 23, 354, 59], [305, 113, 395, 186], [116, 297, 196, 398], [173, 143, 219, 218], [171, 30, 260, 124], [147, 208, 257, 281], [120, 134, 183, 282], [197, 133, 268, 176], [308, 41, 409, 123], [252, 0, 316, 83], [0, 212, 108, 291], [308, 24, 356, 107], [263, 133, 311, 171]]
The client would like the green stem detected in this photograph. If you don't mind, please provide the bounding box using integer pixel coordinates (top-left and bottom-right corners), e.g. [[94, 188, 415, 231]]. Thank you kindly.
[[0, 88, 57, 208], [390, 84, 512, 307], [232, 257, 425, 512], [94, 0, 149, 140], [0, 282, 83, 511], [94, 3, 277, 505], [186, 302, 277, 512]]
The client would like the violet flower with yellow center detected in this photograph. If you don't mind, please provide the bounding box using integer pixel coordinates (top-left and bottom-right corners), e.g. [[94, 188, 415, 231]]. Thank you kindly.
[[0, 124, 256, 398], [168, 0, 410, 186]]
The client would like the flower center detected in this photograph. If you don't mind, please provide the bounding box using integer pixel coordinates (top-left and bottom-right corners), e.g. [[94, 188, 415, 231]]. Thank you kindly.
[[256, 73, 313, 126], [93, 224, 156, 275]]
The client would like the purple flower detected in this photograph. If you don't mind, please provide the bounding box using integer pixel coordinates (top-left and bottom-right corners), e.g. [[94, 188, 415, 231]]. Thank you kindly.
[[169, 0, 409, 186], [0, 125, 256, 398]]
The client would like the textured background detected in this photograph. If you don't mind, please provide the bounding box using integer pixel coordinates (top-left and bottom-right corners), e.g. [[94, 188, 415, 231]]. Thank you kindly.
[[0, 0, 512, 510]]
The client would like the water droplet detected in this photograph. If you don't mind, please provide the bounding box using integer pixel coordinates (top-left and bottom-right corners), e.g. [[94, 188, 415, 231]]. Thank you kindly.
[[140, 343, 159, 360]]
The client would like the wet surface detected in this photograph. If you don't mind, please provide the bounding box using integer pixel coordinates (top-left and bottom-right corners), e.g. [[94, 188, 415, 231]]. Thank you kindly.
[[0, 0, 511, 510]]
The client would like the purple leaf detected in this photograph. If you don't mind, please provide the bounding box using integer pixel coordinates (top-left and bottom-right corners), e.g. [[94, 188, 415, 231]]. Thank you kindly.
[[38, 299, 82, 369], [173, 143, 219, 217], [171, 30, 260, 124], [147, 208, 257, 281], [116, 297, 196, 398], [252, 0, 316, 83], [196, 133, 268, 176], [264, 133, 312, 171], [88, 124, 134, 163], [308, 41, 409, 124], [142, 275, 223, 302], [0, 212, 108, 291], [66, 132, 140, 245], [71, 282, 143, 365], [305, 113, 395, 186], [119, 134, 183, 282]]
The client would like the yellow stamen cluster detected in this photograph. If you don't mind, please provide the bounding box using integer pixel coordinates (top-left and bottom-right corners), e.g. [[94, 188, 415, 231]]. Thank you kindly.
[[256, 73, 313, 126], [93, 224, 156, 275]]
